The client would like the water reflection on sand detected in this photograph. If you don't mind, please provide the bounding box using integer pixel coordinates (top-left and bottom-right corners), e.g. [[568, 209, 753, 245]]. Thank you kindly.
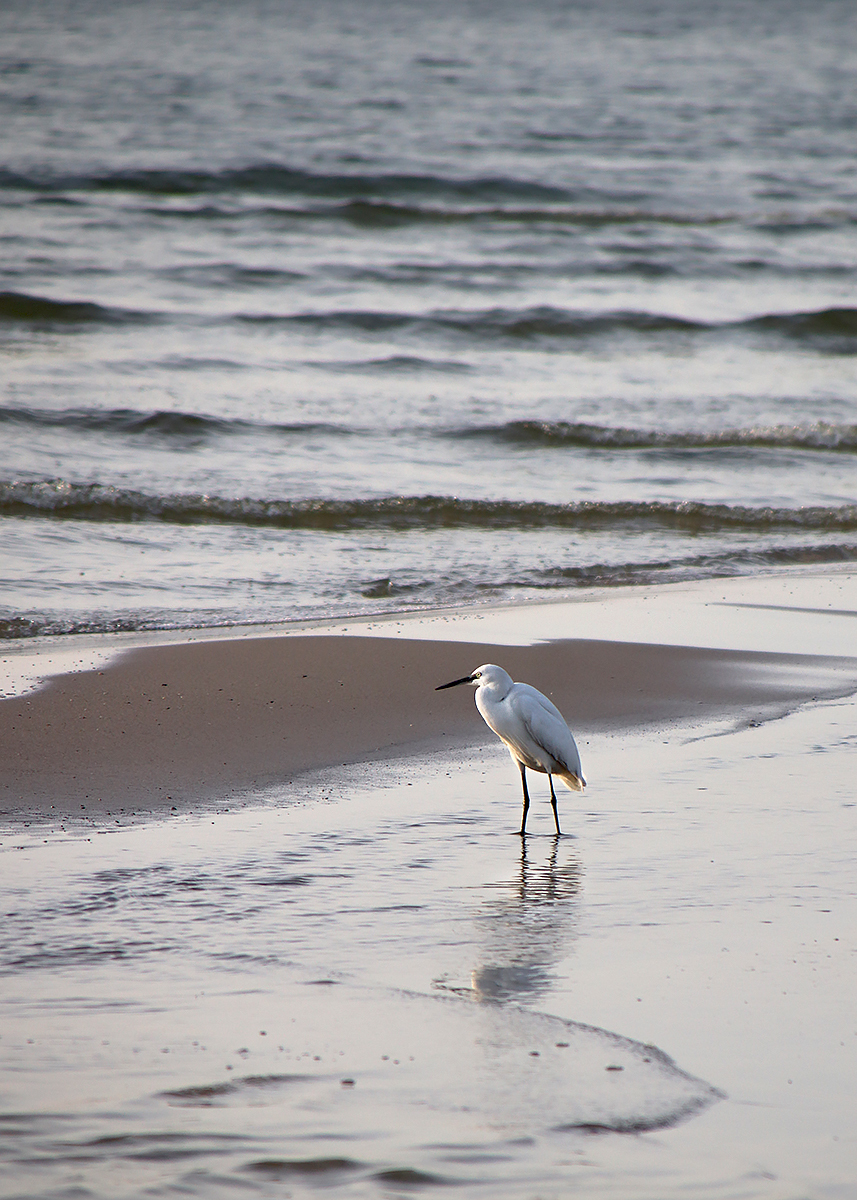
[[468, 837, 581, 1002], [2, 696, 856, 1198]]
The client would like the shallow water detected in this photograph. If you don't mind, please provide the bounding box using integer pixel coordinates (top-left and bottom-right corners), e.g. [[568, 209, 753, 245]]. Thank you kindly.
[[2, 0, 856, 637], [2, 695, 855, 1199]]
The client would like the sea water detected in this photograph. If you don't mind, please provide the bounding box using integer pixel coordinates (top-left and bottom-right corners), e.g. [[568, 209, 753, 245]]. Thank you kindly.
[[1, 0, 856, 638]]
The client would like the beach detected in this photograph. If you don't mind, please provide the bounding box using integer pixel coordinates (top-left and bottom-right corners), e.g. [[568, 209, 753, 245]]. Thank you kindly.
[[1, 569, 856, 1199], [3, 569, 857, 821], [2, 2, 856, 1192]]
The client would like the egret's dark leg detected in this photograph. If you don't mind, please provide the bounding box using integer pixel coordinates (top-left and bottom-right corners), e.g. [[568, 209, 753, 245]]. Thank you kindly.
[[518, 761, 530, 836], [548, 775, 562, 836]]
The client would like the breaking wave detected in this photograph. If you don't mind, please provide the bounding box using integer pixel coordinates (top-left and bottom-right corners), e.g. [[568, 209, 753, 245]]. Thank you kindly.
[[3, 406, 856, 455], [462, 419, 857, 452], [0, 406, 351, 440], [3, 479, 856, 533]]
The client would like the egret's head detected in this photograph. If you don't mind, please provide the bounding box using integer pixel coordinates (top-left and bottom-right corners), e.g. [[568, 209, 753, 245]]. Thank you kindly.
[[435, 663, 510, 691]]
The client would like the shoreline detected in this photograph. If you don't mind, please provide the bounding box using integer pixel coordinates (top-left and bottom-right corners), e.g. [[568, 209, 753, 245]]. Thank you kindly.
[[2, 569, 857, 824], [2, 571, 857, 1199]]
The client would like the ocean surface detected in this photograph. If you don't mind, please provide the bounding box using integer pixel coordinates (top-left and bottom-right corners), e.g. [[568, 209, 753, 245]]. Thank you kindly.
[[1, 0, 856, 637]]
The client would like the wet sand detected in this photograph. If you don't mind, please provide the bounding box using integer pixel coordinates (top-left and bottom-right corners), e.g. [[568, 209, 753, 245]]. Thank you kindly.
[[2, 569, 857, 821], [1, 570, 856, 1199]]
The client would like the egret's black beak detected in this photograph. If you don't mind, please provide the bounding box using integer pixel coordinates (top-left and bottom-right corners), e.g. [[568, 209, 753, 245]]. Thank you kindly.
[[435, 674, 474, 690]]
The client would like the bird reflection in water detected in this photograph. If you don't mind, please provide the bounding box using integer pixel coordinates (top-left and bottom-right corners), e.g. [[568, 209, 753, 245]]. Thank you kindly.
[[469, 837, 581, 1004]]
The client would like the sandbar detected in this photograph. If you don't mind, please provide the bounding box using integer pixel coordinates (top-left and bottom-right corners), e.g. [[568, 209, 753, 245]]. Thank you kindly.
[[2, 568, 856, 822]]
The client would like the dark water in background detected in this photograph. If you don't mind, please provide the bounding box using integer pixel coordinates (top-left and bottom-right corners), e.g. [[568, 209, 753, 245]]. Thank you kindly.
[[1, 0, 856, 636]]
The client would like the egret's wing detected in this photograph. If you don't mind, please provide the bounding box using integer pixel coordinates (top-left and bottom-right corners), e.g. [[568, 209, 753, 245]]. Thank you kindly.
[[510, 687, 583, 778]]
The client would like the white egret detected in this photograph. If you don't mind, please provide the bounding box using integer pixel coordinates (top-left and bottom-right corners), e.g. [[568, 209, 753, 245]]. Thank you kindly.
[[436, 664, 585, 836]]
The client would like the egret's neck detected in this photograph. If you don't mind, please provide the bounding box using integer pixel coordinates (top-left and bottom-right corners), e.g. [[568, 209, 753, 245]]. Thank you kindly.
[[477, 678, 512, 702]]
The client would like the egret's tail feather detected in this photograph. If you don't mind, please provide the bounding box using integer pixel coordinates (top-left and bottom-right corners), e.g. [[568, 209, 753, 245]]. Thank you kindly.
[[557, 770, 585, 792]]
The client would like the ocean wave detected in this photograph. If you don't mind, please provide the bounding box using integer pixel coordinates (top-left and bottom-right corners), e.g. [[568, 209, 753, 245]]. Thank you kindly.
[[239, 305, 706, 338], [319, 354, 471, 374], [462, 420, 857, 452], [4, 164, 850, 235], [523, 542, 857, 588], [745, 307, 857, 340], [3, 480, 856, 533], [0, 290, 154, 325], [0, 163, 572, 203], [5, 406, 855, 454], [162, 263, 307, 288], [0, 406, 352, 440], [131, 198, 738, 232], [313, 200, 723, 229], [236, 304, 857, 347], [0, 612, 175, 640], [2, 290, 853, 349], [334, 199, 584, 227], [124, 199, 702, 232], [5, 167, 855, 247]]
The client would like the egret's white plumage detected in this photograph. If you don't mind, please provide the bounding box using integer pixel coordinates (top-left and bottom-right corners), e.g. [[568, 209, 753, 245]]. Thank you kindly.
[[436, 664, 585, 835]]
